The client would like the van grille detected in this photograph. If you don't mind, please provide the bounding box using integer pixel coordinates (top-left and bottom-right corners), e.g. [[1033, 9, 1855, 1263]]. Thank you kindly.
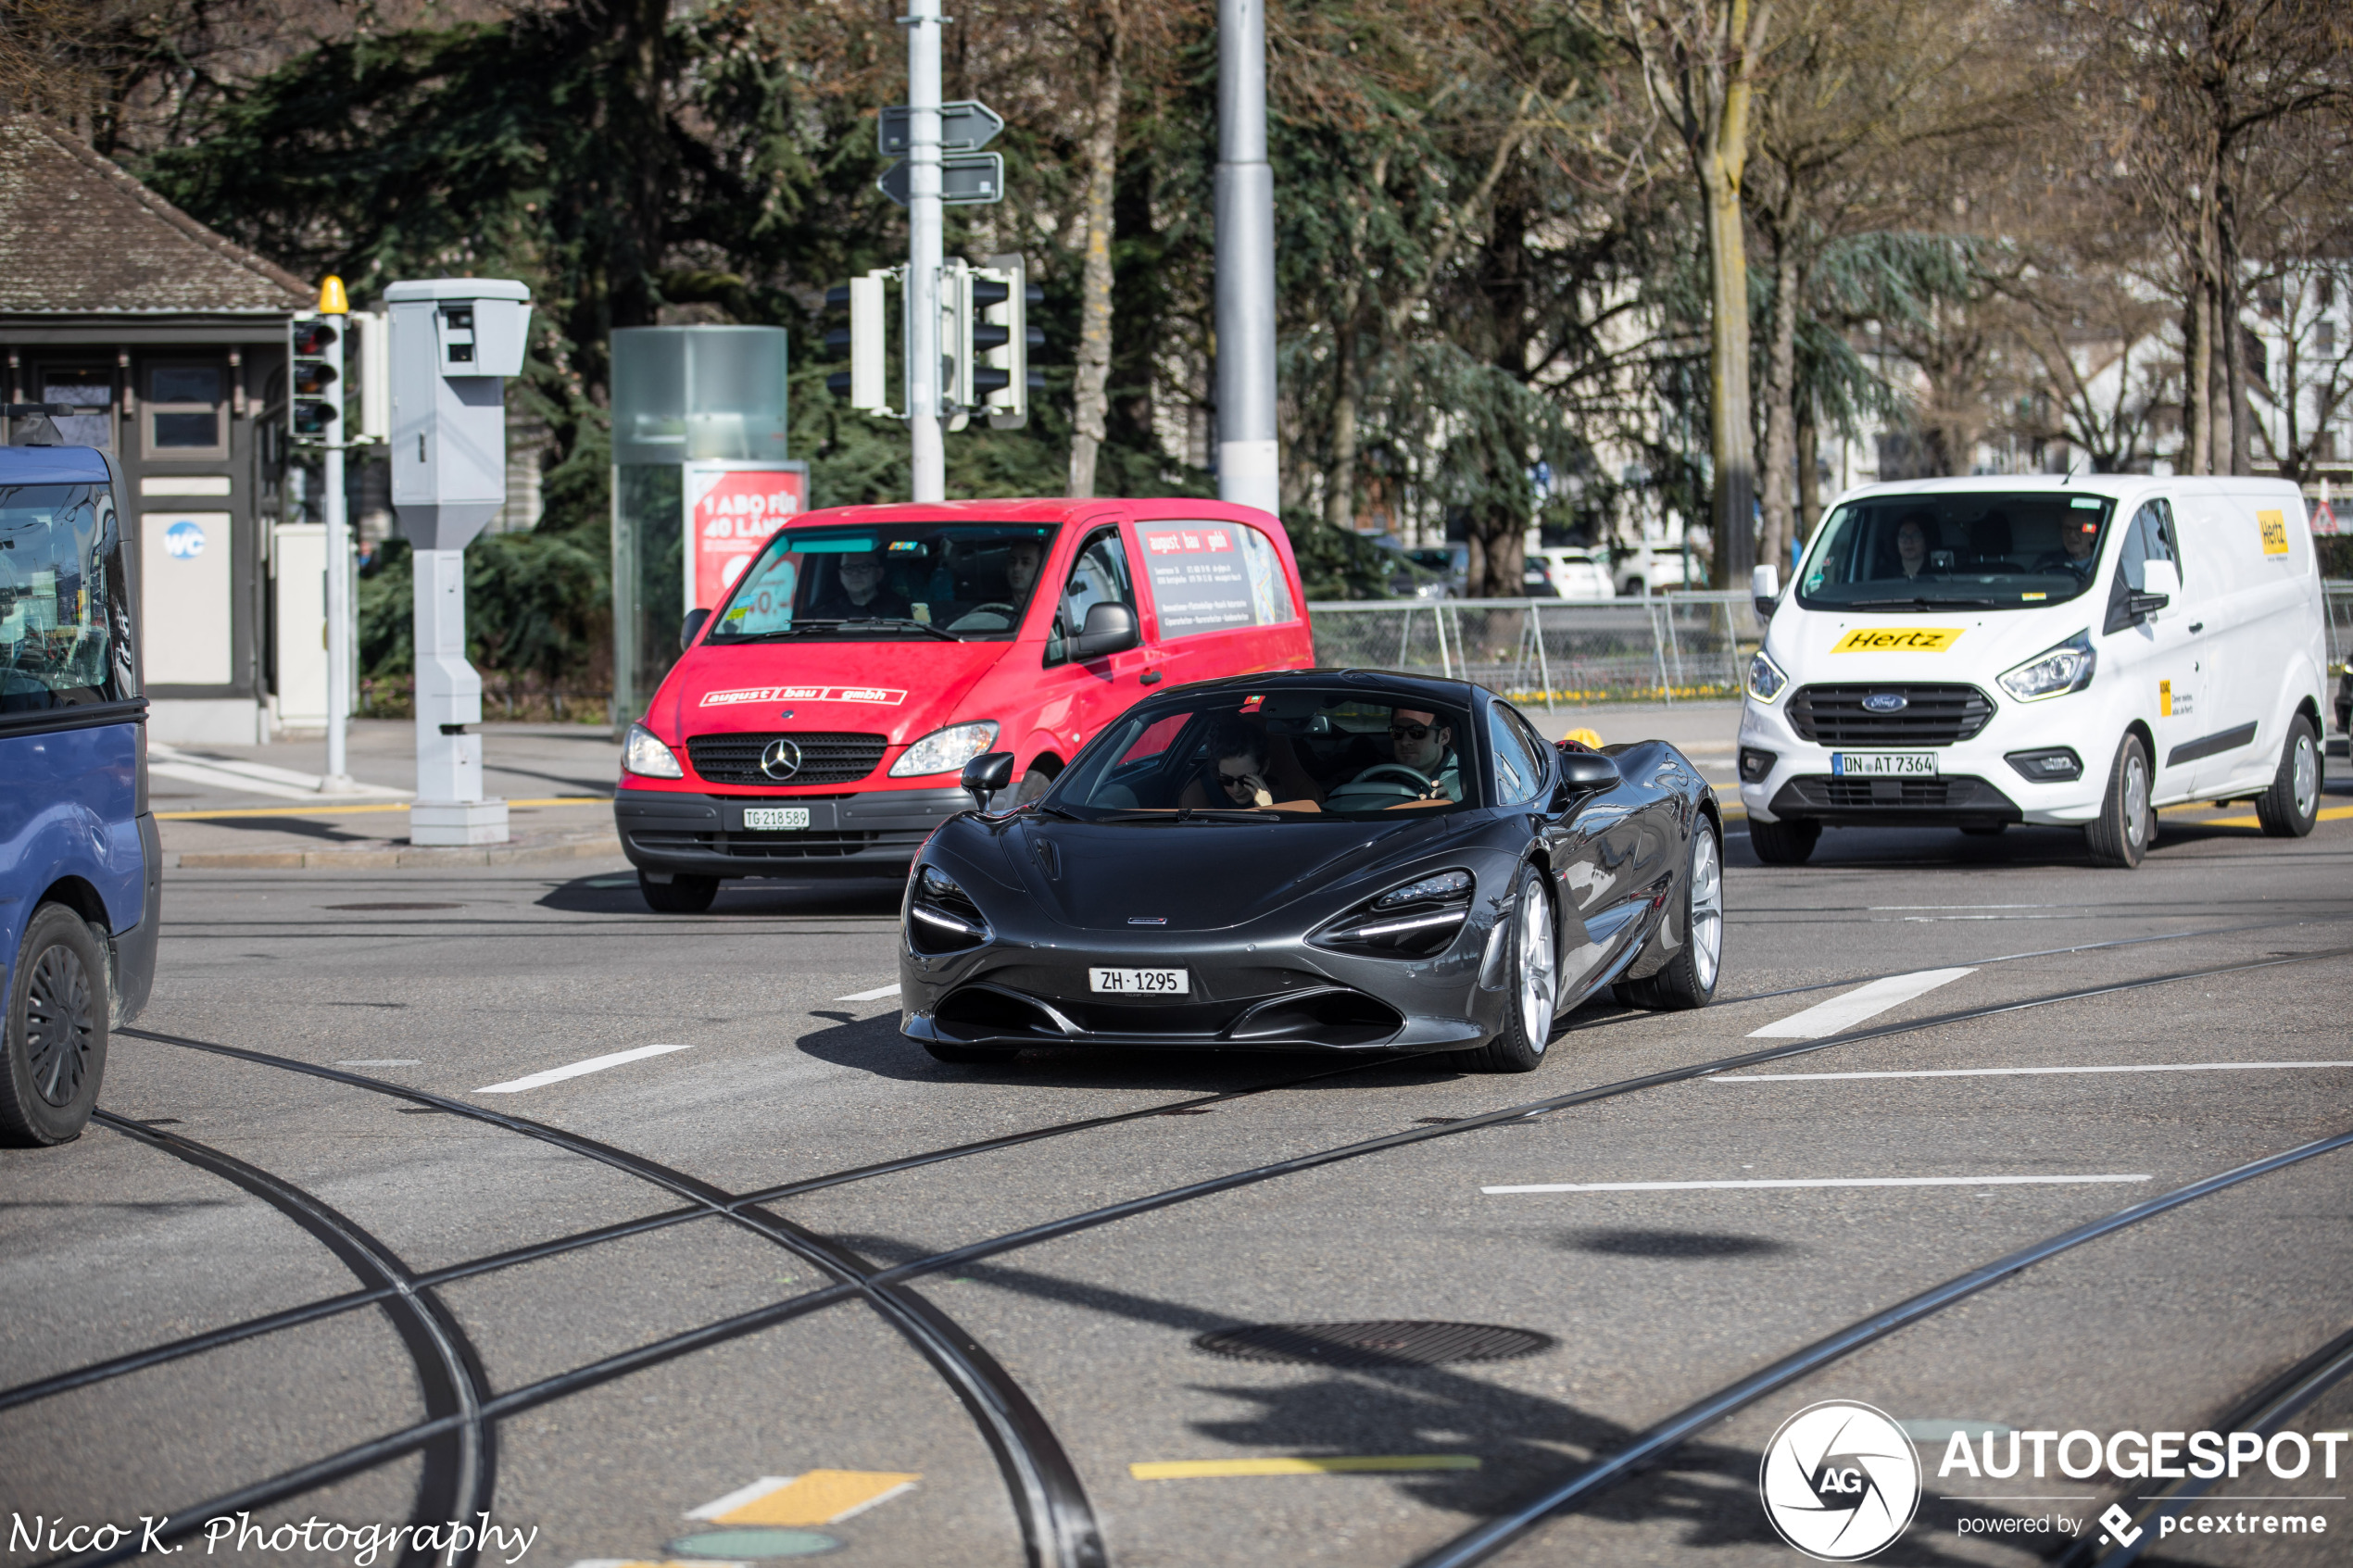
[[685, 732, 887, 787], [1785, 684, 1994, 746]]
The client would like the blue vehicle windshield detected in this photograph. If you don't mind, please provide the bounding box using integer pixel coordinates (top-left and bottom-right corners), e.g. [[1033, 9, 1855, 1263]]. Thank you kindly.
[[0, 483, 134, 710]]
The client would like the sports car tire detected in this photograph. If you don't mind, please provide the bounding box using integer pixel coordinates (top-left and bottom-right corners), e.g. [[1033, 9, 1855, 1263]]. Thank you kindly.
[[1453, 866, 1556, 1073], [639, 872, 720, 913], [1621, 816, 1722, 1011], [1749, 816, 1818, 865], [2084, 731, 2153, 869], [2254, 714, 2321, 839], [1, 904, 108, 1148]]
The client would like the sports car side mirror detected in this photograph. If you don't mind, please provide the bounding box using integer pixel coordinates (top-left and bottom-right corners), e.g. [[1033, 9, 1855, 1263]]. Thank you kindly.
[[1071, 601, 1139, 660], [961, 750, 1016, 811], [680, 607, 711, 650], [1554, 748, 1619, 802]]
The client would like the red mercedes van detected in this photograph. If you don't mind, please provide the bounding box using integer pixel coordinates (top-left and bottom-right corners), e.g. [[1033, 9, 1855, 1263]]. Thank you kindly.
[[614, 497, 1315, 909]]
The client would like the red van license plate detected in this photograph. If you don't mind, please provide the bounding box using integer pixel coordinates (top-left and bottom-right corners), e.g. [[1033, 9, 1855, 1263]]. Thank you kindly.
[[742, 808, 812, 831]]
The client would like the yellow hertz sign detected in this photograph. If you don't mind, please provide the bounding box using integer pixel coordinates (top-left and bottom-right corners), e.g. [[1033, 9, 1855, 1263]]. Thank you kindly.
[[1831, 627, 1965, 654], [2259, 509, 2290, 555]]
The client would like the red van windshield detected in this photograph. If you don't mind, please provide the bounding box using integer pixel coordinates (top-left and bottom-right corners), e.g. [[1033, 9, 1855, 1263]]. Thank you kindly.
[[709, 521, 1057, 641]]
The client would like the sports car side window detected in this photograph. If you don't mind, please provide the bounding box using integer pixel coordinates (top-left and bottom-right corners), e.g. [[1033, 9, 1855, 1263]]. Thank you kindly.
[[1046, 527, 1136, 665], [1487, 705, 1545, 806]]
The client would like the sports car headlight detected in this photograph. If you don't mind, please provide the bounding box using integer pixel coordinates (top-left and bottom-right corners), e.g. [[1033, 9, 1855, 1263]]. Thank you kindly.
[[1317, 868, 1475, 960], [1746, 650, 1789, 703], [622, 722, 684, 779], [907, 864, 990, 954], [890, 721, 1001, 777], [1998, 631, 2095, 702]]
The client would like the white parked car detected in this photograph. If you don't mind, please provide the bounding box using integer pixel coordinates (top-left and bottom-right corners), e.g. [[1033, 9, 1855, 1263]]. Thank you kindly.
[[1525, 548, 1616, 599], [1613, 545, 1690, 596], [1737, 476, 2327, 867]]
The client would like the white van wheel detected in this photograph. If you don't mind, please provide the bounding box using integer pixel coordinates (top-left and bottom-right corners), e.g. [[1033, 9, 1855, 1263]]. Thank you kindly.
[[2085, 732, 2153, 869], [2254, 715, 2322, 839]]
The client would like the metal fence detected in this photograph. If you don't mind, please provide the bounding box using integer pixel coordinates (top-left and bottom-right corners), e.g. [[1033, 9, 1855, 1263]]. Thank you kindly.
[[1306, 592, 1765, 709], [1309, 583, 2353, 710]]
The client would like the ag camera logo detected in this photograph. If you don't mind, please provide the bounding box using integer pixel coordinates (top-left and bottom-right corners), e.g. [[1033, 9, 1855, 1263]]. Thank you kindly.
[[1759, 1400, 1921, 1561]]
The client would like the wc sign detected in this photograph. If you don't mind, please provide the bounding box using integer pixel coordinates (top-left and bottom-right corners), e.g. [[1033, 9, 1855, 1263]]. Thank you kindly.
[[686, 462, 808, 612], [164, 519, 207, 558]]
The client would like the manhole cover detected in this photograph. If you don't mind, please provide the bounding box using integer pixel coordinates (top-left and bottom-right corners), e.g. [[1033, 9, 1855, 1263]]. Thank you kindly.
[[323, 902, 463, 911], [665, 1528, 839, 1559], [1194, 1320, 1554, 1368]]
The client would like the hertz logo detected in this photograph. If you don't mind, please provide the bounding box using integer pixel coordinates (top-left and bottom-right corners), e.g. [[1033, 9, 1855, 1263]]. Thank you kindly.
[[1831, 628, 1964, 654]]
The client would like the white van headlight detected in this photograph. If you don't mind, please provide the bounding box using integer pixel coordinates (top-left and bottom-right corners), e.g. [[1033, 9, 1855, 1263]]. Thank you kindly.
[[623, 722, 685, 779], [890, 721, 1000, 777], [1998, 631, 2096, 702], [1746, 650, 1790, 703]]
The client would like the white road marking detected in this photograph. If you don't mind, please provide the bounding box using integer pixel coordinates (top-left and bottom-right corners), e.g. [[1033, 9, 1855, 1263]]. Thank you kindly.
[[1483, 1174, 2150, 1195], [837, 983, 902, 1002], [476, 1042, 693, 1094], [1712, 1060, 2353, 1084], [1746, 966, 1975, 1038], [337, 1059, 422, 1067], [148, 746, 410, 801], [1869, 905, 2066, 910]]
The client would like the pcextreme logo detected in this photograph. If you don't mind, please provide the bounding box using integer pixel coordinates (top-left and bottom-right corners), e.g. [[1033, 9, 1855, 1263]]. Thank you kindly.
[[1759, 1401, 1921, 1562], [1831, 628, 1964, 654]]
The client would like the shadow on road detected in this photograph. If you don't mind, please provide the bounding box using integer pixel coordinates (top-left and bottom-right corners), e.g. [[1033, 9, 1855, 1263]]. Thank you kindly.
[[535, 871, 907, 918]]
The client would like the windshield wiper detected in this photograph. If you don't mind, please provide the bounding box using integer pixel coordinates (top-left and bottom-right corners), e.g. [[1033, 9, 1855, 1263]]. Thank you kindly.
[[713, 617, 962, 643], [835, 617, 963, 641], [1839, 595, 2007, 610]]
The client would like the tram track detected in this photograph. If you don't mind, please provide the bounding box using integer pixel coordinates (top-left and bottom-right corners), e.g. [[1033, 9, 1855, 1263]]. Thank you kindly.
[[23, 940, 2346, 1568]]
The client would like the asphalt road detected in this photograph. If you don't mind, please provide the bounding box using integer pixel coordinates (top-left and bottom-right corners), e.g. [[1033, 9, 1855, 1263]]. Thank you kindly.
[[5, 743, 2351, 1568]]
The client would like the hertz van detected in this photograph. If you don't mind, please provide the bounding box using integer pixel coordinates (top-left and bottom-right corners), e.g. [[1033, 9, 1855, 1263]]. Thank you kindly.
[[1738, 476, 2328, 868], [615, 497, 1313, 909]]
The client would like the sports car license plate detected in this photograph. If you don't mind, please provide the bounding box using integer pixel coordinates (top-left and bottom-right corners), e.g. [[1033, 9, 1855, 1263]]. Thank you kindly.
[[1089, 967, 1189, 996], [742, 807, 812, 831], [1831, 752, 1937, 777]]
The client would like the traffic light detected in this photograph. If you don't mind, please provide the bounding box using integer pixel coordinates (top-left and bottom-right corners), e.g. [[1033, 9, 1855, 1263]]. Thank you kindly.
[[823, 272, 891, 414], [977, 251, 1042, 430], [289, 316, 341, 440]]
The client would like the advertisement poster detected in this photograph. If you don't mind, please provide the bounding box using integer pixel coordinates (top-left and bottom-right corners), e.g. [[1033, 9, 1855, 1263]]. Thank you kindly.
[[1138, 522, 1286, 636], [685, 462, 808, 613]]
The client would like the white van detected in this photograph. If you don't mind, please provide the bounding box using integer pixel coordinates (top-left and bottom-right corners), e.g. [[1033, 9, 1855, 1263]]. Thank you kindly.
[[1737, 476, 2327, 867]]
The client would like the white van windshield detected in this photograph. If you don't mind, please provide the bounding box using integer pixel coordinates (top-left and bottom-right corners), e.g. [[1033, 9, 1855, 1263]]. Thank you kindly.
[[1797, 493, 2117, 611]]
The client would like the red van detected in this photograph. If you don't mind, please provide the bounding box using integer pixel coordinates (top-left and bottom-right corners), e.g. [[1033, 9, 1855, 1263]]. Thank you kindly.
[[614, 497, 1315, 909]]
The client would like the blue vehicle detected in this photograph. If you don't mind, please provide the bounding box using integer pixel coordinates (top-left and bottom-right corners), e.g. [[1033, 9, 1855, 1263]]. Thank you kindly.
[[0, 429, 157, 1145]]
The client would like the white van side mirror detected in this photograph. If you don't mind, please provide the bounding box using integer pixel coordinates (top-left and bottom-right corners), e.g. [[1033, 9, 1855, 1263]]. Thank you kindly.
[[1751, 563, 1780, 621], [2133, 558, 2179, 621]]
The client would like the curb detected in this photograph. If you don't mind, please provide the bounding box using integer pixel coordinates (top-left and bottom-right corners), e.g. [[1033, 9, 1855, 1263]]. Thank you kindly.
[[169, 836, 627, 872]]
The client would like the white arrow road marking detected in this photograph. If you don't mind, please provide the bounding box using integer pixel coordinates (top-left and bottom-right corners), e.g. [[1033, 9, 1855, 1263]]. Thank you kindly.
[[1746, 966, 1976, 1038], [837, 983, 902, 1002], [1483, 1173, 2150, 1195], [477, 1042, 693, 1094]]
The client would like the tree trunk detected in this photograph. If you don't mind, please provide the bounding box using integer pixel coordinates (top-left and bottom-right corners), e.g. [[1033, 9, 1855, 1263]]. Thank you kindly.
[[1757, 216, 1800, 577], [1795, 395, 1820, 546], [1066, 3, 1122, 499], [1692, 0, 1764, 589], [1326, 311, 1358, 532], [2217, 177, 2251, 476], [2182, 253, 2211, 475]]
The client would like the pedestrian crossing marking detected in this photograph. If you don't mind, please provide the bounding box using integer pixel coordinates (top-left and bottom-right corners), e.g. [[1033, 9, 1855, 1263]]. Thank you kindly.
[[688, 1471, 921, 1526]]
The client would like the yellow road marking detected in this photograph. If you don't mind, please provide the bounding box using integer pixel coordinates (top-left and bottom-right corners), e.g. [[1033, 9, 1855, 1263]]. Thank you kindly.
[[156, 796, 607, 821], [1128, 1455, 1479, 1480], [2196, 805, 2353, 830], [709, 1470, 920, 1526]]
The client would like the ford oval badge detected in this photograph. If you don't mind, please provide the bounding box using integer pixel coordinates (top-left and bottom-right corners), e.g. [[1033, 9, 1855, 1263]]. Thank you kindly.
[[1861, 692, 1908, 713]]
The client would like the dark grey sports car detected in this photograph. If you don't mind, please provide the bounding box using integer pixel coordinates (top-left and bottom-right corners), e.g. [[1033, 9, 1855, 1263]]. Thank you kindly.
[[899, 671, 1722, 1071]]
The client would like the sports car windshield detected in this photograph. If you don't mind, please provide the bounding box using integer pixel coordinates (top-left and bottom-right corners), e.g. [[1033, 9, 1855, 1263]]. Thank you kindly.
[[709, 522, 1056, 641], [1050, 690, 1483, 821], [1796, 493, 2117, 610]]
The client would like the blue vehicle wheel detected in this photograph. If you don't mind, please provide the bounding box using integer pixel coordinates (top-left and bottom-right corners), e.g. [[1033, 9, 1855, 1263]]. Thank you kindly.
[[2, 904, 109, 1147]]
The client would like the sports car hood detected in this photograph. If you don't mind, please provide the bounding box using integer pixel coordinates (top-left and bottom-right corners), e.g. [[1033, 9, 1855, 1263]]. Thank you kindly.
[[999, 814, 1464, 933], [663, 639, 1003, 744]]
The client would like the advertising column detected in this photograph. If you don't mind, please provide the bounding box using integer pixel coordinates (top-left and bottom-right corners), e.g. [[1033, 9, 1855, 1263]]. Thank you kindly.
[[685, 462, 808, 617]]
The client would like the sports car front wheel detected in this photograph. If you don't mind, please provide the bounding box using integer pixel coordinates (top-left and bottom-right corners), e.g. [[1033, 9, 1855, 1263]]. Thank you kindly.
[[1453, 866, 1556, 1073]]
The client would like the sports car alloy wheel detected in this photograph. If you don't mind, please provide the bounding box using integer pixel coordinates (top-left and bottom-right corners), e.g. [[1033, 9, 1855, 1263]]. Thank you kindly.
[[1516, 877, 1557, 1050], [1688, 825, 1722, 992]]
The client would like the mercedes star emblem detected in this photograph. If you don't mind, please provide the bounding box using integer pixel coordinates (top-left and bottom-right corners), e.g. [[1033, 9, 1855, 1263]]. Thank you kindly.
[[760, 738, 803, 780]]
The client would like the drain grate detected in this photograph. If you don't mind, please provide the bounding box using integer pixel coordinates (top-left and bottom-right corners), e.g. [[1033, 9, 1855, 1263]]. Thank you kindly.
[[1194, 1320, 1554, 1368], [325, 902, 464, 911]]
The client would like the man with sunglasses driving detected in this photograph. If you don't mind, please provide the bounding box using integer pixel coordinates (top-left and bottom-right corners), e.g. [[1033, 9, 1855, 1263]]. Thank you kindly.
[[1352, 709, 1461, 802]]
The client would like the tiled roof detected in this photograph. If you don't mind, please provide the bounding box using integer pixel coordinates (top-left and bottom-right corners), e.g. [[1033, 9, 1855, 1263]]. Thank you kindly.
[[0, 116, 308, 315]]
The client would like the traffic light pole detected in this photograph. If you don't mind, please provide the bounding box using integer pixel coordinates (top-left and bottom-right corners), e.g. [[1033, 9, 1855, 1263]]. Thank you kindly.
[[314, 283, 359, 791], [1214, 0, 1279, 517], [905, 0, 946, 502]]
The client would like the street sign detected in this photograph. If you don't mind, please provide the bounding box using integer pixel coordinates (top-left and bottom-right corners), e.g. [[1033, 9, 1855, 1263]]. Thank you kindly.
[[879, 100, 1005, 157], [876, 152, 1005, 207], [2312, 500, 2340, 536]]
